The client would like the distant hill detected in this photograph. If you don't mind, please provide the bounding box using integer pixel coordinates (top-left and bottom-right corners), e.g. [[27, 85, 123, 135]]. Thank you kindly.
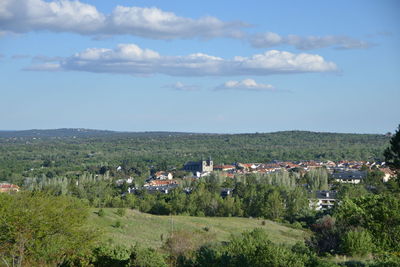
[[0, 129, 390, 166], [0, 128, 387, 139], [0, 128, 196, 138]]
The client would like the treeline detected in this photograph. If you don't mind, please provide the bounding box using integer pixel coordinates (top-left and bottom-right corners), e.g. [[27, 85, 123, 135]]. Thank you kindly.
[[19, 170, 311, 221], [18, 168, 399, 224]]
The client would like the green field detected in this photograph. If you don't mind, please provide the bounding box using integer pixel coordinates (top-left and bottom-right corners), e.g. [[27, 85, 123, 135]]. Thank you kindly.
[[89, 208, 309, 248]]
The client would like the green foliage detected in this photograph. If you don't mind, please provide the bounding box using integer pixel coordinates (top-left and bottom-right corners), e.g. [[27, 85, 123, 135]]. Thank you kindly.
[[114, 220, 122, 228], [333, 194, 400, 252], [341, 228, 374, 256], [369, 253, 400, 267], [91, 243, 167, 267], [116, 208, 126, 217], [286, 187, 311, 222], [188, 229, 305, 267], [262, 190, 285, 221], [98, 208, 105, 217], [384, 124, 400, 170], [92, 244, 131, 267], [130, 246, 167, 267], [0, 192, 98, 266], [306, 168, 329, 190], [336, 184, 370, 200]]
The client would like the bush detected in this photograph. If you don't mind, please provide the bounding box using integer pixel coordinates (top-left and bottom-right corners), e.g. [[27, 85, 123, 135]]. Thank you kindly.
[[98, 208, 105, 217], [130, 246, 168, 267], [114, 220, 122, 228], [92, 244, 131, 266], [217, 229, 304, 266], [369, 253, 400, 267], [92, 244, 167, 267], [116, 208, 126, 217], [307, 215, 341, 255], [0, 193, 98, 266], [341, 228, 373, 256]]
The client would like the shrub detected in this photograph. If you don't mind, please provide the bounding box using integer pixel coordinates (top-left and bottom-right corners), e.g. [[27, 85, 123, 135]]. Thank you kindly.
[[116, 208, 126, 217], [130, 245, 168, 267], [114, 220, 122, 228], [98, 208, 105, 217], [341, 228, 373, 256], [0, 193, 98, 266]]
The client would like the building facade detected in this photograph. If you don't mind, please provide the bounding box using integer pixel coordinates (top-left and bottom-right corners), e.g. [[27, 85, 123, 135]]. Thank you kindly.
[[184, 158, 213, 173]]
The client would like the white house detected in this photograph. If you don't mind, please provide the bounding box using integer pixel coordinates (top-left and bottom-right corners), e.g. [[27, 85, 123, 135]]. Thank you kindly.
[[331, 171, 366, 184], [309, 190, 337, 211], [380, 168, 396, 182], [154, 171, 173, 180]]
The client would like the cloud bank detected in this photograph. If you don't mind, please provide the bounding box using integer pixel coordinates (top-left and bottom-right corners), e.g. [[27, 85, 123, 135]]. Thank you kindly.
[[26, 44, 338, 76], [0, 0, 246, 39], [215, 79, 275, 91], [250, 32, 371, 50]]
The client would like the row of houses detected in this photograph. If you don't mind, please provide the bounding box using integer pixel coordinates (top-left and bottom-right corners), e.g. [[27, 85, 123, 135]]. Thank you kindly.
[[201, 159, 395, 182]]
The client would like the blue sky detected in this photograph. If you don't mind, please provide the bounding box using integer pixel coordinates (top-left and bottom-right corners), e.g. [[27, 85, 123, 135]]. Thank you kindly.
[[0, 0, 399, 133]]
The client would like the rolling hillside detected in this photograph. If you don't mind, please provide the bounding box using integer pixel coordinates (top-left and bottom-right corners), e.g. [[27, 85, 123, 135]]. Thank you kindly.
[[89, 208, 309, 248]]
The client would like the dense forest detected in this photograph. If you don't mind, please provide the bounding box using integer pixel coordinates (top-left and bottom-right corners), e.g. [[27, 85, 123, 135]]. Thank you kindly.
[[0, 129, 389, 185]]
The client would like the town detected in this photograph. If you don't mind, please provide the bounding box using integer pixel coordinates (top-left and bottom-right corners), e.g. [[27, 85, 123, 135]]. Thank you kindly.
[[110, 158, 396, 211]]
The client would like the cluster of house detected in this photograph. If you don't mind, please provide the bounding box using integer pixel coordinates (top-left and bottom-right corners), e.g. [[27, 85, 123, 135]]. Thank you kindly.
[[0, 183, 20, 193], [125, 158, 396, 211], [214, 160, 395, 178]]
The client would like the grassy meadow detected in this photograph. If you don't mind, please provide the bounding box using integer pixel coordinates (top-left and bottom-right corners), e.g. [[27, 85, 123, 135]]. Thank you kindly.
[[89, 208, 309, 248]]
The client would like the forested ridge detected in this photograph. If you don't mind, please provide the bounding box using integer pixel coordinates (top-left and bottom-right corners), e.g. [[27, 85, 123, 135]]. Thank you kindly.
[[0, 130, 389, 183]]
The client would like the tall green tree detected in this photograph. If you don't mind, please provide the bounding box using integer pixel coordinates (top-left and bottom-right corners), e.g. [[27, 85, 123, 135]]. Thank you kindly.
[[384, 124, 400, 170], [262, 190, 285, 221], [305, 168, 329, 190]]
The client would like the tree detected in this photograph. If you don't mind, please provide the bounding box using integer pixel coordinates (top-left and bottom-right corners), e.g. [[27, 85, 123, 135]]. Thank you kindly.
[[262, 190, 285, 221], [285, 187, 310, 223], [341, 228, 373, 256], [305, 168, 328, 191], [333, 194, 400, 252], [384, 124, 400, 170], [218, 229, 304, 267], [0, 193, 98, 266]]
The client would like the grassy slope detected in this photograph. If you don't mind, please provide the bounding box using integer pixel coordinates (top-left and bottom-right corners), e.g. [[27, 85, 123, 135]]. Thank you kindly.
[[89, 208, 309, 248]]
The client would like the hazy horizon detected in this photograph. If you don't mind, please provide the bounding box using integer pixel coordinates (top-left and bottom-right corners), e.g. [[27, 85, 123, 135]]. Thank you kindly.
[[0, 127, 392, 135]]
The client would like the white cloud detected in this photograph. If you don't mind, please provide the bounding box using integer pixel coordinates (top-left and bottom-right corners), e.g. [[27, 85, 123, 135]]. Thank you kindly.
[[0, 0, 246, 39], [215, 79, 275, 91], [250, 32, 371, 50], [26, 43, 338, 76], [165, 82, 200, 91], [25, 62, 61, 71]]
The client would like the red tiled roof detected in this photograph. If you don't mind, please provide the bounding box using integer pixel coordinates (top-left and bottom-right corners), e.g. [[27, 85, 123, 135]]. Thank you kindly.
[[148, 180, 177, 186], [0, 184, 19, 189], [381, 168, 395, 175], [214, 165, 235, 170]]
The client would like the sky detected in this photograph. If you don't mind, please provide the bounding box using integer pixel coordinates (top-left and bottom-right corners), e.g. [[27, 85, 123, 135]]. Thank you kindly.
[[0, 0, 399, 134]]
